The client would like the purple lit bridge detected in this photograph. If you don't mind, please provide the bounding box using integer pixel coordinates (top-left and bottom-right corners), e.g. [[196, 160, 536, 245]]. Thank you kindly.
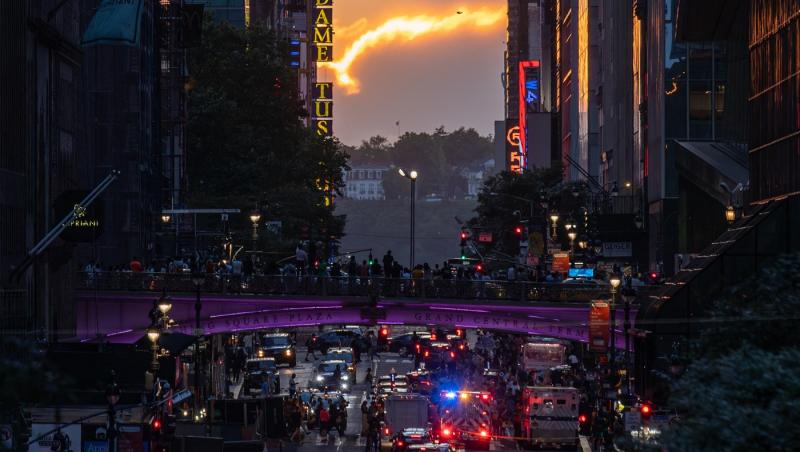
[[73, 273, 643, 347]]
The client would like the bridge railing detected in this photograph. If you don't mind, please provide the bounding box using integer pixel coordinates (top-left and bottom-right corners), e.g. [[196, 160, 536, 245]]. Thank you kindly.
[[75, 272, 655, 303]]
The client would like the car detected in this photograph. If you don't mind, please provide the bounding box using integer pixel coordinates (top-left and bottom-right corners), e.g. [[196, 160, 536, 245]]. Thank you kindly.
[[324, 347, 356, 377], [311, 359, 351, 392], [421, 341, 454, 369], [388, 332, 431, 355], [257, 333, 296, 366], [317, 329, 367, 353], [242, 358, 278, 396], [405, 370, 434, 394], [392, 427, 436, 451]]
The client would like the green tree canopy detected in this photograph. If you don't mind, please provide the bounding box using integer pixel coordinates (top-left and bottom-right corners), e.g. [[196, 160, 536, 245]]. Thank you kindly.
[[187, 18, 348, 245], [660, 253, 800, 451]]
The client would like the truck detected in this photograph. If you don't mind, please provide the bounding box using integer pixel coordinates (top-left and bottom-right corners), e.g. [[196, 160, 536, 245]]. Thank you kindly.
[[521, 341, 567, 372], [381, 394, 431, 452], [521, 386, 580, 449], [438, 390, 492, 450]]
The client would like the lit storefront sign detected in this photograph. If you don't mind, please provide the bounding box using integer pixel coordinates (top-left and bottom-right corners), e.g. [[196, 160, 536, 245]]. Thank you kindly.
[[313, 82, 333, 137], [518, 60, 541, 171], [313, 0, 333, 62], [506, 121, 522, 173]]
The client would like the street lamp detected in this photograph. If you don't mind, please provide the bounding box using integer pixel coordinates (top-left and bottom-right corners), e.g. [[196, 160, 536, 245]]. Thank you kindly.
[[609, 276, 621, 375], [725, 205, 736, 224], [398, 168, 418, 267], [157, 293, 172, 317], [620, 287, 637, 395], [146, 325, 161, 373], [191, 272, 205, 413], [567, 231, 577, 252], [161, 214, 171, 224], [549, 214, 559, 238]]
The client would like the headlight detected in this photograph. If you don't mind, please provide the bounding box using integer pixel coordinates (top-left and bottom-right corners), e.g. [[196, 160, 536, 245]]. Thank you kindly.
[[257, 350, 264, 357], [341, 383, 348, 389], [316, 375, 325, 382], [341, 375, 349, 381], [285, 349, 292, 356]]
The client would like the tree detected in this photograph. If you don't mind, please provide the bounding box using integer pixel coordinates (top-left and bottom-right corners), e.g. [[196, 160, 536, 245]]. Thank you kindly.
[[660, 253, 800, 451], [469, 168, 561, 258], [187, 18, 349, 247]]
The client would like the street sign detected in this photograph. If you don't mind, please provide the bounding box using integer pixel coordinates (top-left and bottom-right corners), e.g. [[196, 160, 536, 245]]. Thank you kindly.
[[624, 411, 642, 432], [602, 241, 632, 257], [589, 301, 610, 353]]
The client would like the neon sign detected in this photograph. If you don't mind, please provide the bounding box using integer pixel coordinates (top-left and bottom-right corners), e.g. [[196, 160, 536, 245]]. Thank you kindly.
[[518, 60, 541, 171]]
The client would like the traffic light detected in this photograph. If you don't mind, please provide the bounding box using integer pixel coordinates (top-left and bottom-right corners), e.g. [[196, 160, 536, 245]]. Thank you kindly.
[[150, 416, 162, 441], [460, 230, 468, 246], [514, 225, 524, 236], [640, 403, 653, 419], [475, 262, 483, 273]]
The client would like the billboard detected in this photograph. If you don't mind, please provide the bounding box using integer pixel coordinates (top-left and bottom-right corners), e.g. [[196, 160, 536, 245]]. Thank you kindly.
[[54, 190, 105, 242], [312, 82, 333, 137], [589, 301, 610, 353], [518, 60, 541, 170], [505, 120, 522, 173]]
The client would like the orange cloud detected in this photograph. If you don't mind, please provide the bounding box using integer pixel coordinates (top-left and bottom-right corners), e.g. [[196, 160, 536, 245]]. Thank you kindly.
[[321, 6, 506, 95]]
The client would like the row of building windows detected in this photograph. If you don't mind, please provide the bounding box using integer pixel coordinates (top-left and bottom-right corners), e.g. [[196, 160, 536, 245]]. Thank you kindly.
[[345, 169, 384, 181]]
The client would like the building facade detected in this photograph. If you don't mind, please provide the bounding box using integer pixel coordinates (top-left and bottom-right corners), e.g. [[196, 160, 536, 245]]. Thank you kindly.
[[342, 166, 388, 201]]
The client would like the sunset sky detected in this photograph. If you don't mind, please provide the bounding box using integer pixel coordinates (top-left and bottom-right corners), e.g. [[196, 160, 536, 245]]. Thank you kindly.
[[319, 0, 508, 146]]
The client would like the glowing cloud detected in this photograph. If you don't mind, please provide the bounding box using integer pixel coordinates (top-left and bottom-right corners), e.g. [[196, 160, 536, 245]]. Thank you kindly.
[[321, 7, 506, 94]]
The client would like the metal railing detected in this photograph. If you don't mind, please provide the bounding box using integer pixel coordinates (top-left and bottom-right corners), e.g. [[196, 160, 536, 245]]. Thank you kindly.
[[75, 272, 655, 303]]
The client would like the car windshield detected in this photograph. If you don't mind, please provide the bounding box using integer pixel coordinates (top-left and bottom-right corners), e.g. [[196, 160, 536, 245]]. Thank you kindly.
[[318, 362, 343, 373], [327, 351, 353, 362], [247, 360, 276, 372], [263, 336, 290, 346]]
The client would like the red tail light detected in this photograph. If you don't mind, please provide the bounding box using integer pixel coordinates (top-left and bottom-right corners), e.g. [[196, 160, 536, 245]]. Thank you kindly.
[[455, 329, 462, 336], [459, 344, 464, 350], [449, 351, 455, 358], [480, 430, 488, 438], [481, 393, 490, 401], [578, 414, 588, 424], [424, 351, 429, 357], [397, 441, 404, 447], [431, 333, 437, 340], [442, 428, 451, 437], [384, 428, 390, 435]]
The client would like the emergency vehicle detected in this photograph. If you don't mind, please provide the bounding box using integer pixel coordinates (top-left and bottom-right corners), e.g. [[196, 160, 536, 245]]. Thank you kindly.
[[438, 390, 492, 450], [521, 386, 580, 449], [380, 394, 431, 452], [521, 341, 567, 372]]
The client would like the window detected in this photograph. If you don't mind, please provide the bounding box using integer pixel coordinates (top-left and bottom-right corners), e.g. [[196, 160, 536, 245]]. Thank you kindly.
[[368, 170, 374, 179]]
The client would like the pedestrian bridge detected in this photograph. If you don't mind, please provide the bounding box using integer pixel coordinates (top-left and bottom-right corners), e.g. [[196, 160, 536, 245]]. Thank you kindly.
[[74, 273, 644, 347]]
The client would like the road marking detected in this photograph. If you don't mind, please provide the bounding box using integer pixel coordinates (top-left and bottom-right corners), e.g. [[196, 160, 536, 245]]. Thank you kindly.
[[579, 435, 592, 452]]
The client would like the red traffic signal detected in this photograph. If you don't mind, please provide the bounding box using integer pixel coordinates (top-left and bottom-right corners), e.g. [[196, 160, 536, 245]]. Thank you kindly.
[[460, 231, 468, 240], [514, 225, 523, 235], [151, 418, 162, 430], [640, 403, 652, 418], [380, 327, 389, 337], [475, 263, 483, 273], [578, 414, 588, 424]]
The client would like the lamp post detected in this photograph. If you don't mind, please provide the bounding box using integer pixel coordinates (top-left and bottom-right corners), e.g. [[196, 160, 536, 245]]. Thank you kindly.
[[105, 371, 120, 452], [398, 168, 418, 268], [191, 272, 205, 413], [609, 276, 621, 374], [147, 325, 161, 373], [567, 231, 577, 254], [621, 288, 636, 395], [725, 205, 736, 224], [549, 214, 559, 238], [249, 210, 261, 250]]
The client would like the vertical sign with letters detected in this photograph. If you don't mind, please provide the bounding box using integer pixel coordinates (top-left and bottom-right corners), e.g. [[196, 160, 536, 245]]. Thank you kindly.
[[313, 0, 333, 136]]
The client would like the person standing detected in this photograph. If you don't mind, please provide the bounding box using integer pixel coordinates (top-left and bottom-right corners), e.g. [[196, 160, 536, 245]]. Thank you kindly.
[[305, 334, 318, 361], [360, 399, 370, 437], [289, 373, 297, 397]]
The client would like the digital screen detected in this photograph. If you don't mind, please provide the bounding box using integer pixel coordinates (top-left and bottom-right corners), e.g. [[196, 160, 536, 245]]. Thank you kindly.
[[568, 268, 594, 278]]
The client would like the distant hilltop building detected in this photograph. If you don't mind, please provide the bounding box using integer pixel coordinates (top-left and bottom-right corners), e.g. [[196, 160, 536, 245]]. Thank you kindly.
[[342, 165, 388, 200]]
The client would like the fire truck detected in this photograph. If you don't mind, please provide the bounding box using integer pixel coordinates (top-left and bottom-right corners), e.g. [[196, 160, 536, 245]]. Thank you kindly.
[[437, 390, 492, 450]]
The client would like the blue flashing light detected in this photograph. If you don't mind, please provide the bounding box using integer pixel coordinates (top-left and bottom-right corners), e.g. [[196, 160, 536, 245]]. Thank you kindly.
[[290, 40, 301, 46], [445, 391, 457, 400]]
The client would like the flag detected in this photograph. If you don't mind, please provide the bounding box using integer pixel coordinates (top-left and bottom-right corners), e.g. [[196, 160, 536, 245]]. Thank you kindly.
[[82, 0, 145, 47]]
